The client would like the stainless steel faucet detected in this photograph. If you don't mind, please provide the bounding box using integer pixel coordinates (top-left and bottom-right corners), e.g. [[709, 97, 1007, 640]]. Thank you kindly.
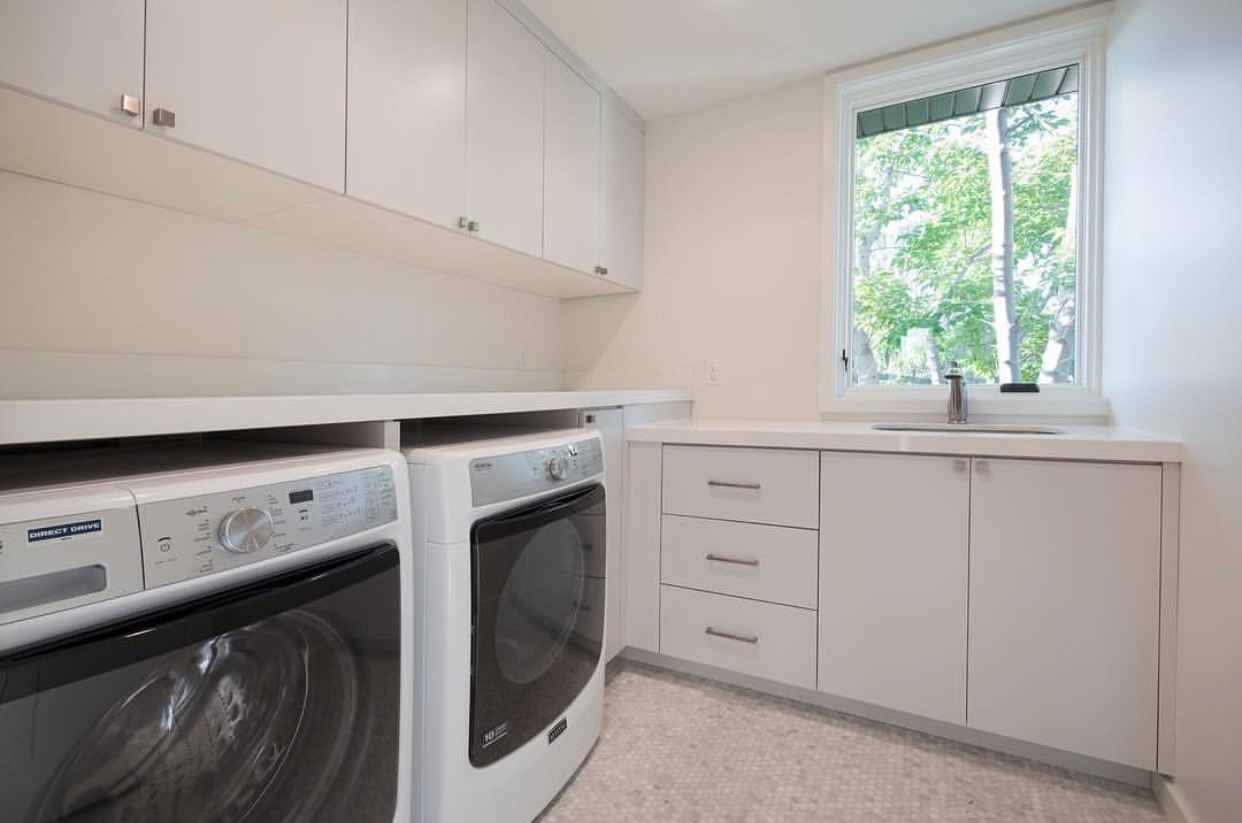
[[946, 361, 968, 424]]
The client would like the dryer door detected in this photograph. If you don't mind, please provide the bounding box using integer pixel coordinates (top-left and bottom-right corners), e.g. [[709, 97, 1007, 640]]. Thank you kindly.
[[470, 483, 605, 767]]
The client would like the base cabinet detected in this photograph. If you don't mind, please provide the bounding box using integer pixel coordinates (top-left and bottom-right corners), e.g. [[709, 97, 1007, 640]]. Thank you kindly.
[[660, 585, 817, 690], [639, 443, 1171, 773], [967, 458, 1161, 769], [579, 407, 624, 661], [819, 453, 969, 725]]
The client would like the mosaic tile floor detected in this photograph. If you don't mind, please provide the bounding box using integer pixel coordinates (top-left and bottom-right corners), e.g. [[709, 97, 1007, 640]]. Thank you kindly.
[[538, 660, 1166, 823]]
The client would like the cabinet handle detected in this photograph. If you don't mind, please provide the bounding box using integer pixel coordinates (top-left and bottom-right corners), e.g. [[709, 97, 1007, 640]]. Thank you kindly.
[[151, 108, 176, 128], [705, 626, 759, 645], [120, 94, 141, 117], [707, 480, 761, 490], [975, 460, 990, 475], [468, 220, 480, 232], [458, 216, 469, 229], [954, 459, 968, 473], [594, 265, 609, 276], [706, 553, 760, 567]]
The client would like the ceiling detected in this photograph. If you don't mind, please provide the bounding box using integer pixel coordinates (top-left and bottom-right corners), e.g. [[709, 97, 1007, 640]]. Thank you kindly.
[[521, 0, 1091, 121]]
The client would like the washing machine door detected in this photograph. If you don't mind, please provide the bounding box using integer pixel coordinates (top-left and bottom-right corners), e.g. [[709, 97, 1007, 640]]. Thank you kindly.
[[0, 545, 401, 823], [470, 483, 605, 767]]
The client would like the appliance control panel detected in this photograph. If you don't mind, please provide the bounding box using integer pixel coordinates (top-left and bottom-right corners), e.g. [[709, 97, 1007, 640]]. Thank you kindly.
[[470, 437, 604, 507], [138, 465, 398, 588]]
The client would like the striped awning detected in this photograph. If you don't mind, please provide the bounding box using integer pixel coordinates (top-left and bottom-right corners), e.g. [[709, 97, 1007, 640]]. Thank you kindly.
[[857, 64, 1079, 139]]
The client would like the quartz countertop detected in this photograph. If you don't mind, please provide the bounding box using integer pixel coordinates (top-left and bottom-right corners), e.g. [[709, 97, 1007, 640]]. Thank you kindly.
[[626, 419, 1181, 463], [0, 390, 692, 446]]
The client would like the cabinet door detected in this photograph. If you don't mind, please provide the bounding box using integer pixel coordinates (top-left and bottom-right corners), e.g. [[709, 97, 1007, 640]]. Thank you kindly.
[[600, 103, 645, 289], [819, 452, 969, 724], [542, 54, 600, 274], [465, 0, 545, 256], [0, 0, 144, 126], [968, 458, 1161, 768], [580, 408, 623, 661], [145, 0, 347, 191], [347, 0, 466, 229]]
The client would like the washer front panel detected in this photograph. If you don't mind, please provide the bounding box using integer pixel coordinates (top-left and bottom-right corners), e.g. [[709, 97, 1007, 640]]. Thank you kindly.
[[139, 465, 398, 588]]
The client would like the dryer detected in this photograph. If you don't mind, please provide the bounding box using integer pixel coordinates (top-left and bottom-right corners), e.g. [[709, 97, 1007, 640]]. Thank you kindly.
[[405, 429, 607, 823]]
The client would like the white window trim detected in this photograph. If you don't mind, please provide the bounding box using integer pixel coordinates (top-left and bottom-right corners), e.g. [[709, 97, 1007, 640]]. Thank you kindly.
[[820, 4, 1112, 419]]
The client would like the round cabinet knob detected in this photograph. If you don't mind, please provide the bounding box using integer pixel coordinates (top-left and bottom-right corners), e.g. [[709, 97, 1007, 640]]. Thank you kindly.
[[546, 455, 569, 481], [218, 507, 275, 554]]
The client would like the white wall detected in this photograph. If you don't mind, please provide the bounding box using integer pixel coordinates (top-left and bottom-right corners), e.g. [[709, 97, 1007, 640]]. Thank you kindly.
[[1102, 1, 1242, 821], [562, 77, 824, 419], [0, 171, 563, 398]]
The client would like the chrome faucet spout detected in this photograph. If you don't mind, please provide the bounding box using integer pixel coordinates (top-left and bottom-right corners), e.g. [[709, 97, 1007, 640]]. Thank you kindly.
[[946, 361, 968, 424]]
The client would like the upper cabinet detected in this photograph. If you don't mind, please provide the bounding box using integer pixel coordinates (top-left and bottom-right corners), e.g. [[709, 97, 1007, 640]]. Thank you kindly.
[[0, 0, 644, 297], [543, 54, 601, 275], [0, 0, 145, 126], [465, 0, 546, 257], [145, 0, 347, 192], [347, 0, 466, 229], [600, 103, 646, 289]]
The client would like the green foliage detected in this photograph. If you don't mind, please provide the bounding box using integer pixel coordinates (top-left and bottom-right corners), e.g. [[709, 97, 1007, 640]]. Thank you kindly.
[[852, 96, 1078, 385]]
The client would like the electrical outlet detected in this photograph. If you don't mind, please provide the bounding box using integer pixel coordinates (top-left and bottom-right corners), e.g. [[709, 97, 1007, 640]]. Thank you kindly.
[[706, 362, 721, 386]]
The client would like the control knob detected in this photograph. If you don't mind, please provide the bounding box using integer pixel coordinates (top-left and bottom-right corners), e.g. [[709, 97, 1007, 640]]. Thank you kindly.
[[546, 455, 569, 481], [218, 507, 275, 554]]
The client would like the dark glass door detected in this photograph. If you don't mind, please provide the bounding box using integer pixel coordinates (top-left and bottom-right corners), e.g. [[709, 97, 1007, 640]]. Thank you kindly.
[[0, 546, 401, 823], [470, 483, 605, 767]]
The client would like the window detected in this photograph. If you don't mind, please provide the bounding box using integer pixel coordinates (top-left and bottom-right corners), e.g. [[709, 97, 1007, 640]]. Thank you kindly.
[[826, 12, 1106, 411]]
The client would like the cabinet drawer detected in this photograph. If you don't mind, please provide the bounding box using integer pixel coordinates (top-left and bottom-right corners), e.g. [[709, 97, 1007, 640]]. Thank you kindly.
[[660, 585, 816, 689], [662, 446, 818, 528], [661, 515, 817, 608]]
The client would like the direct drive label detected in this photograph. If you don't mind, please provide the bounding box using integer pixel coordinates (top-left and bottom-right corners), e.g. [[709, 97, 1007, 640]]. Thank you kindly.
[[27, 518, 104, 544]]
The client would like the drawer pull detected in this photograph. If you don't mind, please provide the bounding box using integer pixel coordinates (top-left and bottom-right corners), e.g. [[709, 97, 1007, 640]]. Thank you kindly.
[[707, 480, 761, 490], [705, 553, 760, 567], [705, 626, 760, 644]]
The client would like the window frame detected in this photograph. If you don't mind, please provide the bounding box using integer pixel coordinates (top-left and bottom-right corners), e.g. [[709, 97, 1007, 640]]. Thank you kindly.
[[821, 7, 1111, 418]]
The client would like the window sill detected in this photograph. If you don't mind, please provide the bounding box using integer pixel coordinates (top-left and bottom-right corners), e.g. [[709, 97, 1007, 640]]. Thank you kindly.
[[820, 387, 1111, 423]]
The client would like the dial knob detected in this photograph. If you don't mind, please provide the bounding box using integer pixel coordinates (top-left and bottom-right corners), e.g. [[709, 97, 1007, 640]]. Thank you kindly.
[[546, 455, 569, 481], [218, 507, 275, 554]]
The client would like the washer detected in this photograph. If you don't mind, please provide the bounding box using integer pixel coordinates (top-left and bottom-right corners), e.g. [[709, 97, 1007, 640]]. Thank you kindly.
[[405, 429, 607, 823], [0, 446, 414, 823]]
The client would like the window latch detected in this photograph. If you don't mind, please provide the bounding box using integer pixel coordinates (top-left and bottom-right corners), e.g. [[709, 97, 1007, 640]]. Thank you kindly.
[[840, 349, 850, 372]]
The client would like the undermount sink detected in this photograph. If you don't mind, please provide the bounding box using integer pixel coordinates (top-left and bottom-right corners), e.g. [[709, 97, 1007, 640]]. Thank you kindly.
[[872, 423, 1065, 435]]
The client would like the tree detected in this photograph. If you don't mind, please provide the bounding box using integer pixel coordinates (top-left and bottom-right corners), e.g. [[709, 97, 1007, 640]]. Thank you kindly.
[[852, 94, 1078, 386], [985, 107, 1020, 384]]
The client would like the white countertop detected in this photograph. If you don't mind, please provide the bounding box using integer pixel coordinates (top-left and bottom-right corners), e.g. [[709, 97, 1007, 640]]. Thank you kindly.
[[0, 390, 692, 446], [627, 419, 1182, 463]]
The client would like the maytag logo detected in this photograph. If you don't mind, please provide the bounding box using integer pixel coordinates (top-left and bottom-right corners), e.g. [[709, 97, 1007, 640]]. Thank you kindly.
[[547, 717, 568, 744], [27, 519, 103, 544]]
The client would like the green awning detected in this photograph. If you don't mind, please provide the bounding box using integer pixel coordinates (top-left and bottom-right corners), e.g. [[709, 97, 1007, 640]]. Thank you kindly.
[[857, 64, 1079, 139]]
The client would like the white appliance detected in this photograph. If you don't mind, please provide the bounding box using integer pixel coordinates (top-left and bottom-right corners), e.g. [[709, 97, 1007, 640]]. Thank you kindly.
[[0, 446, 413, 823], [405, 429, 607, 823]]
